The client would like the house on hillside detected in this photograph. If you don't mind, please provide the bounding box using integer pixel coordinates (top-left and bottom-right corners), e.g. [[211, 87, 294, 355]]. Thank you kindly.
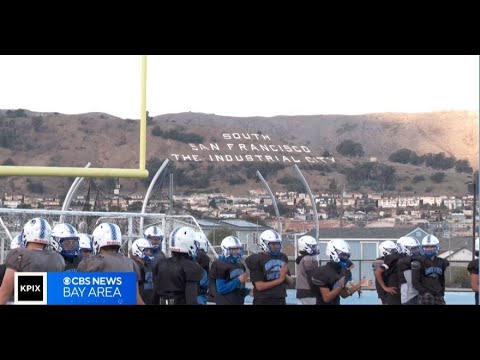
[[438, 248, 473, 267], [403, 227, 430, 244]]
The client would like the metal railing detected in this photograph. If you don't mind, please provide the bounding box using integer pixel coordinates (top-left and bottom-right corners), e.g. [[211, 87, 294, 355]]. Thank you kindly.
[[0, 207, 219, 263]]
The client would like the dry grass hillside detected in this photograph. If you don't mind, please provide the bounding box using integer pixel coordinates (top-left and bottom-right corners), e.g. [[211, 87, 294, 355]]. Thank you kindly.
[[0, 109, 477, 198]]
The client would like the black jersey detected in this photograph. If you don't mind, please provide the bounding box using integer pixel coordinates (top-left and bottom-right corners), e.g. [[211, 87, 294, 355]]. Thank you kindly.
[[411, 255, 449, 296], [311, 261, 351, 305], [133, 257, 155, 305], [381, 253, 404, 288], [196, 250, 211, 274], [209, 258, 247, 305], [245, 252, 290, 304], [153, 254, 204, 305], [63, 256, 82, 272], [381, 252, 404, 305], [396, 256, 411, 283]]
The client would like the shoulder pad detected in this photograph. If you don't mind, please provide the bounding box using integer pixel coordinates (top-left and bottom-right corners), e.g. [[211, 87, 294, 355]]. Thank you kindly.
[[411, 260, 421, 270]]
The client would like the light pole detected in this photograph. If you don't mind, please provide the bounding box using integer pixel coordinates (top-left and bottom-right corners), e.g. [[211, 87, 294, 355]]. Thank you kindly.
[[467, 179, 477, 261], [473, 180, 477, 261]]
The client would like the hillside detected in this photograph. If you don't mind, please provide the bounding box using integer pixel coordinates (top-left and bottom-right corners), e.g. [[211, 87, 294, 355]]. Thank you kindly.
[[0, 109, 477, 198]]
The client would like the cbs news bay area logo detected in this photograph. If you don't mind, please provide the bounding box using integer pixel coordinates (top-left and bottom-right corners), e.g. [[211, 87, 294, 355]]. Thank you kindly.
[[14, 272, 137, 305]]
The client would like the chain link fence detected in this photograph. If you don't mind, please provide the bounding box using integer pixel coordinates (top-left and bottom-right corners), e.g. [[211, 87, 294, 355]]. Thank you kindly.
[[0, 208, 219, 263]]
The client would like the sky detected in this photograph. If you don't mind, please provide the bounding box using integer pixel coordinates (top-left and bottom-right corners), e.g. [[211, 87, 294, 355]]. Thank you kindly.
[[0, 55, 478, 119]]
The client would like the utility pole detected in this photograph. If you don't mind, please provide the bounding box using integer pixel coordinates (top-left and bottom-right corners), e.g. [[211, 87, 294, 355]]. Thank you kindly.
[[169, 172, 174, 215], [448, 226, 452, 283], [473, 179, 477, 261], [340, 184, 345, 228]]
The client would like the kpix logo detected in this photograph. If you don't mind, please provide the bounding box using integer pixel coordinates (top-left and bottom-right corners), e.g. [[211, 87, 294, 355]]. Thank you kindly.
[[14, 272, 47, 304]]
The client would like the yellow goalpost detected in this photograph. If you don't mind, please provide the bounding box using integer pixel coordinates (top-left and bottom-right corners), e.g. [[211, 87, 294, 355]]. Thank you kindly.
[[0, 55, 149, 179]]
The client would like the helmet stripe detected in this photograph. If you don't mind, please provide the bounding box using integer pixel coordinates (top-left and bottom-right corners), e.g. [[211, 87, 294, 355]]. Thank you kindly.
[[39, 218, 46, 239], [108, 223, 117, 240], [66, 223, 75, 235]]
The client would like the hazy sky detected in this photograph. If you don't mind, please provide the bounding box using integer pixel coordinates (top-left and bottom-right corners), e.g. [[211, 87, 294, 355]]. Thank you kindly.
[[0, 55, 478, 119]]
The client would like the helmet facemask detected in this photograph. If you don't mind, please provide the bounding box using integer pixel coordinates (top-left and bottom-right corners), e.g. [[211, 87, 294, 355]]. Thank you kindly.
[[267, 241, 282, 256], [336, 249, 351, 268], [59, 237, 80, 258]]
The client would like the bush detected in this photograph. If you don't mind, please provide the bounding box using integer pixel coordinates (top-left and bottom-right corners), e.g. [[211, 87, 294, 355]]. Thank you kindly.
[[336, 139, 364, 157], [425, 152, 455, 170], [27, 180, 44, 194], [227, 175, 246, 185], [32, 116, 43, 131], [389, 148, 424, 165], [2, 158, 15, 165], [455, 159, 473, 174], [412, 175, 425, 184], [430, 172, 446, 183], [6, 109, 27, 118]]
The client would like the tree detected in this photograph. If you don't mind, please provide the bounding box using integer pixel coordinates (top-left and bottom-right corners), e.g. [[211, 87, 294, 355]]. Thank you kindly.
[[32, 116, 43, 131], [26, 180, 44, 194], [146, 110, 153, 125], [208, 198, 217, 209], [143, 157, 166, 186], [388, 148, 423, 165], [425, 152, 455, 170], [430, 172, 446, 183], [17, 203, 32, 209], [329, 179, 338, 192], [455, 159, 473, 173], [336, 139, 364, 157], [265, 203, 292, 216], [109, 205, 122, 212], [2, 158, 15, 165], [127, 201, 143, 211], [326, 203, 338, 218], [412, 175, 425, 184], [102, 177, 117, 190]]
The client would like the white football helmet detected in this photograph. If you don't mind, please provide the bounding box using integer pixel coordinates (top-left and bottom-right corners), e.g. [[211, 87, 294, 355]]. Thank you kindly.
[[397, 236, 420, 256], [78, 233, 93, 251], [421, 234, 440, 257], [195, 232, 209, 252], [259, 229, 282, 255], [51, 223, 79, 240], [378, 240, 399, 257], [22, 217, 52, 247], [298, 235, 319, 255], [10, 234, 23, 249], [221, 236, 243, 259], [51, 223, 80, 257], [131, 238, 155, 261], [169, 226, 197, 258], [92, 223, 122, 254], [326, 239, 351, 263], [143, 225, 165, 249]]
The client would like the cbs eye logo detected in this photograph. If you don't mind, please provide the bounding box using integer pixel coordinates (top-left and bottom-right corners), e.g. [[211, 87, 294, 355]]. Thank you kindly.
[[14, 272, 47, 304]]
